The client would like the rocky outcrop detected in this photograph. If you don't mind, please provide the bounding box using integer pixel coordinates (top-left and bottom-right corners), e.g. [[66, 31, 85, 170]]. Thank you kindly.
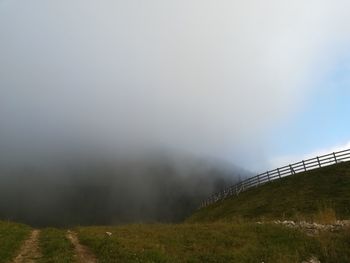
[[272, 220, 350, 236]]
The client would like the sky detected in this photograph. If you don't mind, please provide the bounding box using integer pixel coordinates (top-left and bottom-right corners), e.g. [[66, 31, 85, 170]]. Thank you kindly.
[[0, 0, 349, 172], [268, 59, 350, 168]]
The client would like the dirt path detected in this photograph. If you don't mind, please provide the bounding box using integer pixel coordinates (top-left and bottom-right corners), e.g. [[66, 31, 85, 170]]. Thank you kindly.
[[12, 229, 41, 263], [66, 230, 97, 263]]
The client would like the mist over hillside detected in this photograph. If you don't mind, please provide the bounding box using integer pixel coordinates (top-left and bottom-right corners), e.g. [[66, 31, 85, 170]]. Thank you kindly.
[[0, 151, 247, 227]]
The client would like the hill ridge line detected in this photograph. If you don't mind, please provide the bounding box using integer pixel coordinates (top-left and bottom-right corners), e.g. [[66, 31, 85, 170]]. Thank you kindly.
[[200, 148, 350, 208]]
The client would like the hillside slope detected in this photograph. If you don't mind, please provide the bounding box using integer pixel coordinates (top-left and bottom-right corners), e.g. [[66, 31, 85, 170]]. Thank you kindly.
[[188, 161, 350, 223]]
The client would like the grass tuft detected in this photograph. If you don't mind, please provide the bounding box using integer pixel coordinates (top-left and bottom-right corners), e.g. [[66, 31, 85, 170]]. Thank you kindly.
[[314, 207, 337, 224]]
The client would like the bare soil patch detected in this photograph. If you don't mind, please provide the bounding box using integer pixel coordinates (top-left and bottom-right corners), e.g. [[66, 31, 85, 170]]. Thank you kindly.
[[12, 229, 41, 263], [66, 230, 97, 263]]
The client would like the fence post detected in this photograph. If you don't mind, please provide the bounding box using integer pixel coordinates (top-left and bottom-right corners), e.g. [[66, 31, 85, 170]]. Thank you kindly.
[[267, 171, 270, 181], [277, 168, 281, 178], [302, 160, 306, 171], [333, 152, 338, 164], [317, 156, 321, 167], [289, 165, 295, 175], [256, 174, 260, 187]]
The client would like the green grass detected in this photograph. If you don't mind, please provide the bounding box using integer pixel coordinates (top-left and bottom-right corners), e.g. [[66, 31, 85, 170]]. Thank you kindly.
[[0, 220, 31, 263], [39, 228, 75, 263], [77, 222, 325, 263], [188, 161, 350, 223], [316, 227, 350, 263], [1, 220, 347, 263]]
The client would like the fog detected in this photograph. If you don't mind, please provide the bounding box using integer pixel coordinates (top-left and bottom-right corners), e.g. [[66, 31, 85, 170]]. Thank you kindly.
[[0, 153, 247, 227], [0, 1, 349, 225], [2, 1, 350, 163]]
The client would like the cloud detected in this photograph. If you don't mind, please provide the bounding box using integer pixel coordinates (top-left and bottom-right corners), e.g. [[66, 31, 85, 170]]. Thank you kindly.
[[270, 141, 350, 168], [0, 0, 349, 166]]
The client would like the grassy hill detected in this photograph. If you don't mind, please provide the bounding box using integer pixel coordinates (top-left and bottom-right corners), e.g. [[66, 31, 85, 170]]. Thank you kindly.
[[188, 161, 350, 223]]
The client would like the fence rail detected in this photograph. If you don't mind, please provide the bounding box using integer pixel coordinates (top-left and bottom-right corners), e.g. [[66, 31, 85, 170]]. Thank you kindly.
[[199, 148, 350, 208]]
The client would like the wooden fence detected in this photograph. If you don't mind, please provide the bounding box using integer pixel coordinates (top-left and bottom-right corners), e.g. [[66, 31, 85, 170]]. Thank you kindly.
[[199, 148, 350, 208]]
